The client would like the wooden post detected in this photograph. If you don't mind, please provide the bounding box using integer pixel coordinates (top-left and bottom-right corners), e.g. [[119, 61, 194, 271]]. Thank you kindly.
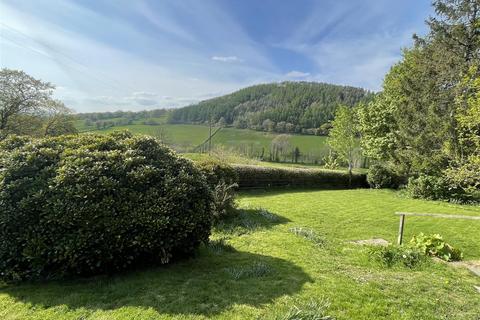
[[208, 118, 212, 155], [397, 214, 405, 245]]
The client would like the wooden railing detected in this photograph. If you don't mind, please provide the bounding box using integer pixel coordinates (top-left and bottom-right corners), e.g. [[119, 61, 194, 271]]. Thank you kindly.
[[394, 212, 480, 245]]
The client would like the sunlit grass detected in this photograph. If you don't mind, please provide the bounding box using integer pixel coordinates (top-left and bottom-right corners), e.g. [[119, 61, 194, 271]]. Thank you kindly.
[[1, 189, 479, 319]]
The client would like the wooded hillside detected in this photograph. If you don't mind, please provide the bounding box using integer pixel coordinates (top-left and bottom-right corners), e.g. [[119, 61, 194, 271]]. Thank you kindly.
[[167, 82, 373, 134]]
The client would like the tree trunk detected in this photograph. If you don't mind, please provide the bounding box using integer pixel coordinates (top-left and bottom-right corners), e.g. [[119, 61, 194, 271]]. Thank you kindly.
[[348, 161, 352, 187]]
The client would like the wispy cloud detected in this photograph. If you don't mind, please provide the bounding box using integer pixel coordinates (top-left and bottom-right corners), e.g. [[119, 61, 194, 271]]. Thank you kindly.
[[0, 0, 432, 111], [211, 56, 243, 62], [285, 70, 310, 78]]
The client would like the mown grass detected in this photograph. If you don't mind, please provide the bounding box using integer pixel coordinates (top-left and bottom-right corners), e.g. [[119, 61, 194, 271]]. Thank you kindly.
[[1, 189, 479, 319]]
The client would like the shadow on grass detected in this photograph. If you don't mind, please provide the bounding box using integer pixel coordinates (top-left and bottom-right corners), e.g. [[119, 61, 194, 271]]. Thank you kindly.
[[214, 208, 290, 235], [0, 250, 312, 317]]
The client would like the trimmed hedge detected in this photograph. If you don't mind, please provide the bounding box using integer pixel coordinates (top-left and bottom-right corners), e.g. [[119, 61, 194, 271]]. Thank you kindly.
[[195, 158, 238, 188], [233, 165, 368, 189], [0, 132, 213, 281]]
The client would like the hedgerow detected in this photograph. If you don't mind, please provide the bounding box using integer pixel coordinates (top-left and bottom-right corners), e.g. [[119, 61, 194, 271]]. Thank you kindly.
[[233, 165, 367, 189], [0, 131, 213, 281]]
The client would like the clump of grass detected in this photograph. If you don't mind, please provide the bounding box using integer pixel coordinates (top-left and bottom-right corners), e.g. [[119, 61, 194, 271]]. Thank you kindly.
[[224, 261, 272, 280], [289, 227, 326, 247], [207, 238, 235, 255], [277, 299, 335, 320], [368, 245, 428, 268], [215, 207, 284, 235], [258, 208, 281, 222]]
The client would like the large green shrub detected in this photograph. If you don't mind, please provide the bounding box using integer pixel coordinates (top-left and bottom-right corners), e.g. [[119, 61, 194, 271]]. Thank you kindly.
[[233, 165, 367, 189], [406, 174, 469, 202], [0, 132, 213, 281]]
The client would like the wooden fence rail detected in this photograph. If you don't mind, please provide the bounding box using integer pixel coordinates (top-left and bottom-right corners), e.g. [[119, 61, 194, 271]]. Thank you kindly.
[[394, 212, 480, 245]]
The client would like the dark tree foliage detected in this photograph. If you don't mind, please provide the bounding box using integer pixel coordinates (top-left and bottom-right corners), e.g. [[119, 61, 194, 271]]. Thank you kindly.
[[360, 0, 480, 202], [167, 82, 373, 134]]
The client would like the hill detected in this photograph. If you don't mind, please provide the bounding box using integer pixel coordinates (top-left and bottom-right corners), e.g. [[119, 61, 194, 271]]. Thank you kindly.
[[167, 81, 373, 134]]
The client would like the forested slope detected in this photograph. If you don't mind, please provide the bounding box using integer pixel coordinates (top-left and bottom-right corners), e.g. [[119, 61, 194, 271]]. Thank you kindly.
[[167, 81, 373, 134]]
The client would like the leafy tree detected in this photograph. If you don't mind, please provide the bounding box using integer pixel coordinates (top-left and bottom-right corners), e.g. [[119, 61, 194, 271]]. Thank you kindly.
[[41, 100, 77, 136], [357, 97, 396, 162], [444, 65, 480, 197], [360, 0, 480, 175], [270, 134, 291, 162], [0, 69, 76, 138], [328, 105, 358, 180], [358, 0, 480, 201], [0, 69, 53, 138]]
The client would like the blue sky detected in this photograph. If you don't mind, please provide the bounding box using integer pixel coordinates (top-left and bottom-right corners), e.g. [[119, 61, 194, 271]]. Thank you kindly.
[[0, 0, 432, 112]]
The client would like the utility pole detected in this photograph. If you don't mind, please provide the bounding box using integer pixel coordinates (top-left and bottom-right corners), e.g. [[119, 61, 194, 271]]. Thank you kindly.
[[208, 116, 212, 155]]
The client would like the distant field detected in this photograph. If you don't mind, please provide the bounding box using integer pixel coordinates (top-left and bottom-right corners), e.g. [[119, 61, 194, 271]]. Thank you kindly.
[[78, 122, 331, 161]]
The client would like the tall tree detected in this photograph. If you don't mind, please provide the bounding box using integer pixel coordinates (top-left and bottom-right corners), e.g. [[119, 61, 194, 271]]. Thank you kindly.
[[0, 69, 75, 138], [360, 0, 480, 177], [41, 100, 77, 137], [444, 65, 480, 195], [328, 105, 358, 180]]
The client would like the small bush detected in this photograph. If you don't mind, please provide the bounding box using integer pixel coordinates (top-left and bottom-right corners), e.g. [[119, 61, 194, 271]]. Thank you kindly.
[[368, 245, 427, 268], [0, 132, 213, 281], [234, 165, 367, 189], [406, 175, 450, 200], [410, 233, 463, 262], [211, 181, 239, 220], [322, 152, 339, 170], [444, 161, 480, 203], [367, 163, 400, 189], [196, 158, 239, 219]]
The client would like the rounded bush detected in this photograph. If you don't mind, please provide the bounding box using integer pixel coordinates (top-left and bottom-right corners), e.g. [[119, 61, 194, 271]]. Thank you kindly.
[[406, 174, 450, 200], [0, 132, 213, 281], [367, 163, 402, 189]]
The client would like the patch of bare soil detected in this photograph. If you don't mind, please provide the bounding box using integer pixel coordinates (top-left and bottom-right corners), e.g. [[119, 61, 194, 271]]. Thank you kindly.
[[349, 238, 390, 246]]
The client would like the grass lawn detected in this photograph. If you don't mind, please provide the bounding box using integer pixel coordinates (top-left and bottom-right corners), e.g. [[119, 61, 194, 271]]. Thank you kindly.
[[1, 189, 479, 319]]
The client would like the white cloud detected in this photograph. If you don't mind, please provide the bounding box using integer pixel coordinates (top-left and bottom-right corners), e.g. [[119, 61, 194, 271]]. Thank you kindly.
[[211, 56, 242, 62], [285, 70, 310, 78]]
